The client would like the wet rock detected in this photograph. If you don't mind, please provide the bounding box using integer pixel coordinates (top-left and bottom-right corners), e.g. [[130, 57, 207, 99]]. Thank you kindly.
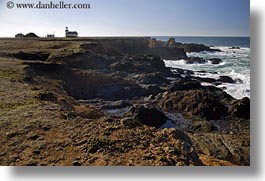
[[209, 58, 222, 64], [219, 76, 235, 83], [185, 57, 206, 64], [230, 46, 241, 49]]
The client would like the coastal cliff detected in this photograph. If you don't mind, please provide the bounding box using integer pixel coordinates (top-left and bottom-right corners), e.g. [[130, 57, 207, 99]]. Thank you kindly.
[[0, 37, 249, 166]]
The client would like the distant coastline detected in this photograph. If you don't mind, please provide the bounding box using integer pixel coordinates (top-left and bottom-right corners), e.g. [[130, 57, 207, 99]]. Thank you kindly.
[[153, 36, 250, 48]]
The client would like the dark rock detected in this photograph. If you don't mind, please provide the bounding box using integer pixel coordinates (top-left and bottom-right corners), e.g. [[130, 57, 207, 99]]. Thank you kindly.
[[159, 90, 228, 120], [143, 85, 163, 96], [230, 46, 241, 49], [102, 100, 130, 109], [25, 160, 38, 166], [37, 91, 57, 102], [149, 47, 187, 60], [171, 67, 194, 75], [132, 72, 169, 85], [209, 58, 222, 64], [109, 62, 134, 71], [177, 43, 221, 53], [190, 120, 218, 132], [189, 132, 250, 166], [120, 117, 142, 128], [111, 55, 173, 75], [163, 38, 182, 48], [32, 150, 41, 155], [127, 106, 167, 128], [193, 77, 217, 84], [28, 134, 40, 140], [12, 51, 50, 61], [185, 57, 206, 64], [229, 97, 250, 119], [219, 76, 235, 83], [62, 70, 147, 101], [169, 79, 203, 92], [72, 160, 81, 166]]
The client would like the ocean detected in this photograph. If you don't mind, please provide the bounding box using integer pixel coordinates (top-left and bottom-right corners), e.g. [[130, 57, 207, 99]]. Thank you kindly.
[[155, 36, 250, 99]]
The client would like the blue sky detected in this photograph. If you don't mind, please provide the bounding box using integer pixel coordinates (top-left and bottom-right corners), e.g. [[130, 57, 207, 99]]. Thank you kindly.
[[0, 0, 250, 37]]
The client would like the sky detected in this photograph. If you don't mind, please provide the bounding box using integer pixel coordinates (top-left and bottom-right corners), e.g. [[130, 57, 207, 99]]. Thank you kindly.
[[0, 0, 250, 37]]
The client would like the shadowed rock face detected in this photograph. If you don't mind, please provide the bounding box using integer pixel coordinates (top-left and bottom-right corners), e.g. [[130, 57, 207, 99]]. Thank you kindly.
[[10, 51, 50, 61], [229, 97, 250, 119], [127, 106, 167, 128], [62, 70, 148, 101], [159, 90, 228, 120]]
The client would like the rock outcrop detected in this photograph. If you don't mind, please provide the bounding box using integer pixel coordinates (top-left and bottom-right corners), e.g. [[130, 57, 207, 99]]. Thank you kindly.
[[209, 58, 222, 64], [228, 97, 250, 119], [126, 106, 167, 128], [159, 89, 228, 120]]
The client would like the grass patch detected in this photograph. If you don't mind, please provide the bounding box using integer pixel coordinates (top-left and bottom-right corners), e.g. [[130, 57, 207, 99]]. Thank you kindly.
[[0, 68, 17, 78], [0, 99, 36, 111], [61, 110, 76, 120]]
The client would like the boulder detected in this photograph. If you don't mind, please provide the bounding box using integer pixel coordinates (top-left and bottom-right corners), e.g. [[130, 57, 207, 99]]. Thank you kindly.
[[209, 58, 222, 64], [127, 106, 167, 128], [219, 76, 235, 83]]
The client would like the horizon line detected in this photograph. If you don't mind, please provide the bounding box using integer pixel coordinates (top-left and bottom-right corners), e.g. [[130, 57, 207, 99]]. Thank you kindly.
[[0, 35, 251, 38]]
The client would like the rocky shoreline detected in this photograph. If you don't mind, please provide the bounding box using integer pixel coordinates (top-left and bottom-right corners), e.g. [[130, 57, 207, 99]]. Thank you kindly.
[[0, 37, 250, 166]]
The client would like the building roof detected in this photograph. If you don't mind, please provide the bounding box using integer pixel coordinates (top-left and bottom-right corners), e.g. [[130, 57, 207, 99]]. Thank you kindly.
[[67, 31, 78, 34]]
